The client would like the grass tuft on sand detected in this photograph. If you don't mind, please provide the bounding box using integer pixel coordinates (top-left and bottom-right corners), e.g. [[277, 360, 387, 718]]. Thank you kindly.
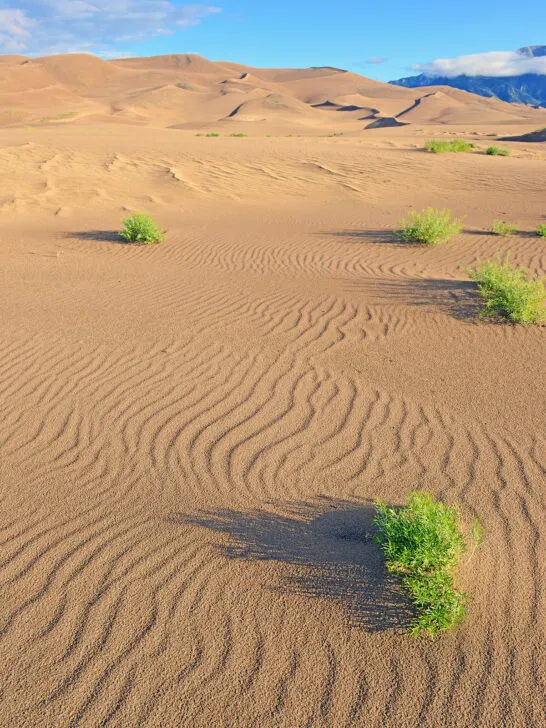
[[120, 212, 163, 244], [491, 219, 516, 236], [397, 208, 462, 245], [374, 492, 482, 638], [485, 145, 510, 156], [536, 223, 546, 237], [425, 139, 475, 153], [468, 256, 546, 324]]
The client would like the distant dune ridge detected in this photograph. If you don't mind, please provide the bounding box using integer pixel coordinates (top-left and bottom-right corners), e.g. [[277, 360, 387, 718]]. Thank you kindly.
[[1, 52, 546, 130]]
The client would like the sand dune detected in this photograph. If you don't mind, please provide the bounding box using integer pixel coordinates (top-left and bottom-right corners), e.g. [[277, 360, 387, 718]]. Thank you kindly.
[[1, 52, 546, 131], [396, 90, 529, 125], [0, 59, 545, 728]]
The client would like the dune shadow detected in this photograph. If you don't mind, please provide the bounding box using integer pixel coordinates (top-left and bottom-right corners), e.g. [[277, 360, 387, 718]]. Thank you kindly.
[[345, 277, 484, 322], [167, 496, 413, 632]]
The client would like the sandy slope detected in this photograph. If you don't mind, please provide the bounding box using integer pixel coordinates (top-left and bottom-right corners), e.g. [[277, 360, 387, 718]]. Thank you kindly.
[[0, 121, 545, 728]]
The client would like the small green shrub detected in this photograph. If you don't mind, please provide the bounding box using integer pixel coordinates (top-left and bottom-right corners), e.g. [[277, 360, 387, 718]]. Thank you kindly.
[[468, 256, 546, 324], [195, 133, 204, 136], [374, 492, 481, 638], [397, 208, 462, 245], [206, 132, 220, 137], [119, 212, 163, 244], [485, 145, 510, 156], [230, 133, 247, 137], [536, 223, 546, 237], [491, 219, 516, 236], [426, 139, 475, 153]]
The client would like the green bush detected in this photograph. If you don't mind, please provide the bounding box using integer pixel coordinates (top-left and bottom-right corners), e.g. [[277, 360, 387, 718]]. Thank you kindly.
[[491, 219, 516, 236], [425, 139, 475, 153], [374, 492, 481, 638], [230, 133, 247, 137], [468, 257, 546, 324], [485, 145, 510, 156], [397, 208, 463, 245], [206, 132, 220, 137], [119, 212, 163, 244], [536, 223, 546, 237]]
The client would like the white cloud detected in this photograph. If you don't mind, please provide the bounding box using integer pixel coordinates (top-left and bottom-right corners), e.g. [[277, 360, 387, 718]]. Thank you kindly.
[[414, 50, 546, 78], [0, 2, 221, 55], [365, 57, 387, 65], [176, 4, 221, 26], [0, 8, 35, 51]]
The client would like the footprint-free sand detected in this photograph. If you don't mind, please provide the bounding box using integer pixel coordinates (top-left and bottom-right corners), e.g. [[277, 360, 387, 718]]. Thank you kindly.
[[0, 55, 545, 728]]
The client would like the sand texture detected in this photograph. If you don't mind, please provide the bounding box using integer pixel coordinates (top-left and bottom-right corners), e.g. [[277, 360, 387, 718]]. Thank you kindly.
[[0, 55, 545, 728]]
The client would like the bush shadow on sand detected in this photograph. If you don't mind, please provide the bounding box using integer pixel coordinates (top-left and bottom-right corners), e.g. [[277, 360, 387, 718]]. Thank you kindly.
[[64, 230, 132, 244], [344, 277, 484, 322], [327, 230, 404, 246], [167, 496, 413, 633]]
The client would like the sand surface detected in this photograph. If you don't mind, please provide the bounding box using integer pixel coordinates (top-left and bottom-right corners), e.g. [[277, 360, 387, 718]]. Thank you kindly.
[[0, 55, 545, 728]]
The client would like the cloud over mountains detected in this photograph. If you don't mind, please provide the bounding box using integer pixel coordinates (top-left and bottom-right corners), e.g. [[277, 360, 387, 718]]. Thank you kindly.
[[413, 49, 546, 78], [0, 1, 221, 56]]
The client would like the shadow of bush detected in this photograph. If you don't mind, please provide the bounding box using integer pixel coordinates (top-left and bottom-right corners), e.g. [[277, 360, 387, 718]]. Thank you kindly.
[[168, 497, 413, 632]]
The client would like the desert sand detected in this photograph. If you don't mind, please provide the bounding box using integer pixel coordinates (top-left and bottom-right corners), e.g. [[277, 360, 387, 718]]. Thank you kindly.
[[0, 54, 545, 727]]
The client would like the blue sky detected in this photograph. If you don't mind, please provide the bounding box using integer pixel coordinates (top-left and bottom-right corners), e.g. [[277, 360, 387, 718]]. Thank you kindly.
[[0, 1, 545, 80]]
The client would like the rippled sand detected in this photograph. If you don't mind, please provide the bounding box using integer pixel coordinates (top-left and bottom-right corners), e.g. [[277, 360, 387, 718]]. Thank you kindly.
[[0, 124, 544, 727]]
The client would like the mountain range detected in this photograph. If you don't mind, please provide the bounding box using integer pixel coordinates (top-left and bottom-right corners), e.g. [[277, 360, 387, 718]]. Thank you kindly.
[[390, 46, 546, 107]]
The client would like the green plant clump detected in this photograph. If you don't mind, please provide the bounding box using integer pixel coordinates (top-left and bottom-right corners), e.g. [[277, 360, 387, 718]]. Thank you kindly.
[[374, 492, 481, 638], [397, 207, 462, 245], [485, 145, 510, 156], [119, 212, 163, 244], [468, 257, 546, 324], [491, 219, 516, 236], [206, 132, 220, 137], [230, 132, 248, 137], [425, 139, 475, 153], [536, 223, 546, 237]]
